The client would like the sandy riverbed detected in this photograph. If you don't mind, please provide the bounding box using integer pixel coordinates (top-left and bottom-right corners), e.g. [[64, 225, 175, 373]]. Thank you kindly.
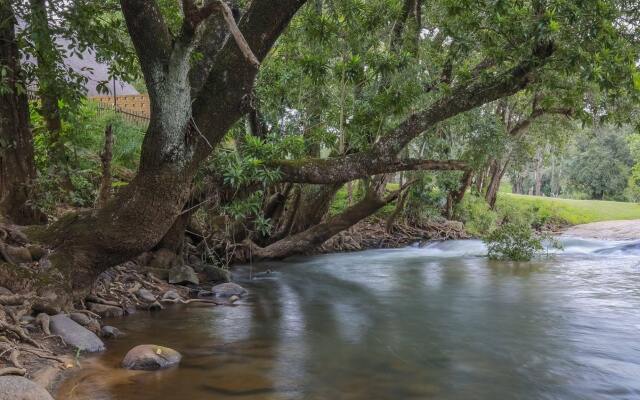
[[563, 220, 640, 240]]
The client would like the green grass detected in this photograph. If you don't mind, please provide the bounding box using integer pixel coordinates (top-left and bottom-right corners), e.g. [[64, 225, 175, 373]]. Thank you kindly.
[[497, 193, 640, 225]]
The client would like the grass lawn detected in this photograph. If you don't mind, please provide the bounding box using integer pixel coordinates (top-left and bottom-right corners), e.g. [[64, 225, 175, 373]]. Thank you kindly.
[[497, 193, 640, 225]]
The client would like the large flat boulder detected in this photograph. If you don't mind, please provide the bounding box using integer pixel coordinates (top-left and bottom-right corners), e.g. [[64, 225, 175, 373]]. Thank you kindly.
[[0, 376, 54, 400], [121, 345, 182, 370], [50, 314, 105, 353]]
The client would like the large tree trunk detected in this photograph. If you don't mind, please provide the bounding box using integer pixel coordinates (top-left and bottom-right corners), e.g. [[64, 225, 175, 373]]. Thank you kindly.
[[445, 169, 473, 219], [0, 3, 40, 225], [485, 158, 509, 209], [289, 183, 342, 234]]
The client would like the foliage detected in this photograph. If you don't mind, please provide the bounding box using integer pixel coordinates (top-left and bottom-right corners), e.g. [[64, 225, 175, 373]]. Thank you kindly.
[[455, 194, 497, 236], [483, 222, 545, 261], [29, 101, 144, 209], [565, 130, 633, 200]]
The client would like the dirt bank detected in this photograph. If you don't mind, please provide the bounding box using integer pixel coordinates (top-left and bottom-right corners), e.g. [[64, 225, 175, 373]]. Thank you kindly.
[[563, 219, 640, 240]]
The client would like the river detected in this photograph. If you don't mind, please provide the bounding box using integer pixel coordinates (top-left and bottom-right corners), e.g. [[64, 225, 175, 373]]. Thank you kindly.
[[57, 238, 640, 399]]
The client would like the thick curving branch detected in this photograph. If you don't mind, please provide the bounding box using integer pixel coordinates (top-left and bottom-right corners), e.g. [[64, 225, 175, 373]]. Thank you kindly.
[[270, 158, 469, 184]]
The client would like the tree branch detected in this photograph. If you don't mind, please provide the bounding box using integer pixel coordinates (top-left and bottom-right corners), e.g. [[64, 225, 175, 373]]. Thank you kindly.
[[182, 0, 259, 67], [119, 0, 172, 86], [270, 157, 468, 184]]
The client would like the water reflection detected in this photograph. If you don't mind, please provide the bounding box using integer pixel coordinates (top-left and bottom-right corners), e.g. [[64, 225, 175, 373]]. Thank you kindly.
[[58, 239, 640, 400]]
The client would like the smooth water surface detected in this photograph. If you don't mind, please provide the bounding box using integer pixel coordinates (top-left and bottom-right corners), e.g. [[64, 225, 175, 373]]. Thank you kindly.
[[58, 238, 640, 400]]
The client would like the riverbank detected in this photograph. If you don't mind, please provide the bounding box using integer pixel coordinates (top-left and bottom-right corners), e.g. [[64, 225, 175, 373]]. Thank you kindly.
[[563, 219, 640, 240]]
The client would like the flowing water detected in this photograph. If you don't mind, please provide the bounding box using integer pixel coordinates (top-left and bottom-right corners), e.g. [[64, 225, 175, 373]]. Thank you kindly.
[[57, 238, 640, 400]]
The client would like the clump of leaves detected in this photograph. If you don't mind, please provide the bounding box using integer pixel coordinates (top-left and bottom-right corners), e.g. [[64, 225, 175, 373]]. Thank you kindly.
[[483, 222, 553, 261]]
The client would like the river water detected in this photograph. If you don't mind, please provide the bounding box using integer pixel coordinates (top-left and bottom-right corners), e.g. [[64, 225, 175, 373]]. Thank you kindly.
[[57, 238, 640, 400]]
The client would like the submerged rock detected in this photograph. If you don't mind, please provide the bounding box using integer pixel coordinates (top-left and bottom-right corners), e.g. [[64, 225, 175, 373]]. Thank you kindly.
[[87, 302, 124, 318], [202, 265, 231, 283], [50, 314, 105, 353], [211, 282, 247, 298], [0, 376, 54, 400], [101, 325, 123, 339], [168, 265, 199, 285], [121, 345, 182, 370]]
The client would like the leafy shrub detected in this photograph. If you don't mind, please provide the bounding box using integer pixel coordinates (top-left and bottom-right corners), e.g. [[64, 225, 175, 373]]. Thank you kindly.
[[483, 222, 545, 261], [455, 194, 497, 236]]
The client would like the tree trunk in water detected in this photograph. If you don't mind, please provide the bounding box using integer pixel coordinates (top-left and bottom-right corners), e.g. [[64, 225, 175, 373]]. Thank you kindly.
[[0, 4, 41, 225]]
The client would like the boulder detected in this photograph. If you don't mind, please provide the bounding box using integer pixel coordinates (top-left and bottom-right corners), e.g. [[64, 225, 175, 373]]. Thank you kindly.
[[69, 312, 91, 327], [0, 286, 12, 296], [86, 302, 124, 318], [202, 265, 231, 283], [168, 265, 199, 285], [146, 268, 169, 281], [162, 290, 181, 301], [50, 314, 105, 353], [211, 282, 247, 298], [5, 245, 32, 264], [149, 249, 180, 270], [101, 325, 123, 339], [26, 245, 46, 261], [121, 345, 182, 370], [136, 288, 156, 303], [0, 376, 54, 400]]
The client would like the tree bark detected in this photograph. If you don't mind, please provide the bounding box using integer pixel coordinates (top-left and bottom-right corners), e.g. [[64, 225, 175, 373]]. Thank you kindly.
[[96, 124, 114, 208], [0, 3, 41, 225], [485, 158, 509, 209]]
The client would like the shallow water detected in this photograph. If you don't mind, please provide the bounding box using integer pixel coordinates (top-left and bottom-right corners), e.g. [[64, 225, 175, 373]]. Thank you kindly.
[[58, 238, 640, 400]]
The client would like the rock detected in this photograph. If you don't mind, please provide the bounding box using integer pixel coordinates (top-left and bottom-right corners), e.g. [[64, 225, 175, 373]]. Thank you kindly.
[[162, 290, 180, 301], [211, 282, 247, 298], [101, 325, 123, 339], [202, 265, 231, 283], [148, 301, 164, 311], [87, 302, 124, 318], [121, 345, 182, 370], [146, 268, 169, 281], [5, 245, 32, 264], [136, 288, 156, 303], [0, 286, 12, 296], [149, 249, 180, 270], [228, 295, 239, 303], [50, 314, 105, 353], [20, 315, 35, 324], [26, 245, 46, 261], [168, 265, 199, 285], [124, 306, 137, 316], [0, 376, 54, 400], [69, 313, 91, 327]]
